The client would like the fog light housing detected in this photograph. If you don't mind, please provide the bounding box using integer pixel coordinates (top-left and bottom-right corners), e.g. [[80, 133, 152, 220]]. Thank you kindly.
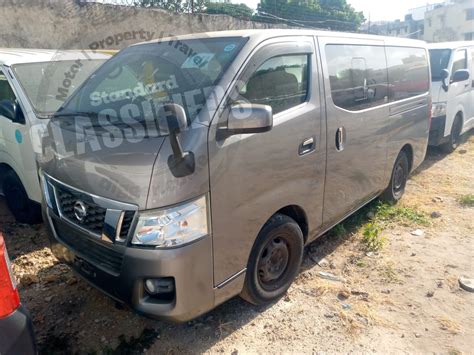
[[144, 277, 175, 301]]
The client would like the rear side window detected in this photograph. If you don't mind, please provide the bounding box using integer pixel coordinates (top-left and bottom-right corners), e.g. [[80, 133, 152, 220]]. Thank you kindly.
[[240, 54, 309, 114], [386, 46, 430, 101], [325, 44, 388, 111]]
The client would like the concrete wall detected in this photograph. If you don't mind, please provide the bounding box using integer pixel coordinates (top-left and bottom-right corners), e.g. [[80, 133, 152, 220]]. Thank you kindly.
[[0, 0, 288, 50]]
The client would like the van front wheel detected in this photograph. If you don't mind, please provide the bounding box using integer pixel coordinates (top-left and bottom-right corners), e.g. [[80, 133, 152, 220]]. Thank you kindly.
[[442, 115, 463, 153], [240, 213, 303, 306], [3, 171, 42, 224], [380, 151, 409, 204]]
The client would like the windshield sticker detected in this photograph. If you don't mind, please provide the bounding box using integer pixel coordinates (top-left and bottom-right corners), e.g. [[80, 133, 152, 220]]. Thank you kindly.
[[89, 75, 178, 106], [224, 44, 237, 52], [181, 53, 214, 69]]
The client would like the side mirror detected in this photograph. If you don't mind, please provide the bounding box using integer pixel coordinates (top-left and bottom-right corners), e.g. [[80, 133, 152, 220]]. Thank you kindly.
[[441, 69, 449, 92], [160, 103, 195, 178], [451, 69, 470, 84], [225, 103, 273, 137], [0, 99, 24, 124]]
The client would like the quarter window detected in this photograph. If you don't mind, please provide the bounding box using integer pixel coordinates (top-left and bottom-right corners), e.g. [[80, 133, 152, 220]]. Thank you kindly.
[[326, 44, 388, 111], [239, 54, 309, 114], [386, 46, 429, 101]]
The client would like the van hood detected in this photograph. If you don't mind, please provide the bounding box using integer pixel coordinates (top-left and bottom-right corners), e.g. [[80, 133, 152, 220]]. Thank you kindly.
[[40, 118, 165, 209]]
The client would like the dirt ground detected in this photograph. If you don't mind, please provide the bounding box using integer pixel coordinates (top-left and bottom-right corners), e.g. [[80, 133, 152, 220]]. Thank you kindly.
[[1, 135, 473, 354]]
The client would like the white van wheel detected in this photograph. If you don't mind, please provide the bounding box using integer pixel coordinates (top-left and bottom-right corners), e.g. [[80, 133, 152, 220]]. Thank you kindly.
[[3, 171, 42, 225], [442, 115, 463, 153]]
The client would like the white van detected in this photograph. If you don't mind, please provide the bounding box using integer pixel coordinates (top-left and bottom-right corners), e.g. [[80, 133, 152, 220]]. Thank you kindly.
[[428, 42, 474, 152], [0, 49, 111, 223]]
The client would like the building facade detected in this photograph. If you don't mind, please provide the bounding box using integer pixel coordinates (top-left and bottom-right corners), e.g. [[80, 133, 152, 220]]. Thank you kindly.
[[424, 0, 474, 42]]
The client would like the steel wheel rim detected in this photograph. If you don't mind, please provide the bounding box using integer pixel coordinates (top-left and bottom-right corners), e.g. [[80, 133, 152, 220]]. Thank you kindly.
[[257, 236, 290, 290]]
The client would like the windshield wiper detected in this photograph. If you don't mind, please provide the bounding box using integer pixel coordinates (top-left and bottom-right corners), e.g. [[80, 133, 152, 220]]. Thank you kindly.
[[52, 111, 100, 118]]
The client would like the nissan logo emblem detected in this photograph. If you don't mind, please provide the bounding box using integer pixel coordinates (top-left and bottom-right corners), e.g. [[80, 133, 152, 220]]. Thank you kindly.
[[73, 201, 87, 222]]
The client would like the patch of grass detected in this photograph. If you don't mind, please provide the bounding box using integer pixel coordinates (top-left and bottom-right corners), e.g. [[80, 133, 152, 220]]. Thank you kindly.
[[362, 222, 385, 252], [379, 263, 400, 283], [459, 194, 474, 207], [374, 203, 429, 226], [331, 223, 347, 237]]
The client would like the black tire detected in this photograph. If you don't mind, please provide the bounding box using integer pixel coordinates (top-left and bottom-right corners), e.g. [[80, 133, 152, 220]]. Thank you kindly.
[[380, 151, 409, 205], [441, 115, 463, 153], [3, 171, 42, 224], [240, 213, 303, 305]]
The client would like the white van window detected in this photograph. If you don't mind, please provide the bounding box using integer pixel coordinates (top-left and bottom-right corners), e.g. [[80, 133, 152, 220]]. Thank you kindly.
[[325, 44, 388, 111], [0, 70, 16, 104], [12, 60, 106, 116], [451, 49, 467, 79], [429, 48, 451, 81], [386, 47, 429, 102], [240, 54, 309, 114]]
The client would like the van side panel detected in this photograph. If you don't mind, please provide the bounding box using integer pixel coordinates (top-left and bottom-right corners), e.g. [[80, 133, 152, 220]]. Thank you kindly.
[[318, 37, 389, 227]]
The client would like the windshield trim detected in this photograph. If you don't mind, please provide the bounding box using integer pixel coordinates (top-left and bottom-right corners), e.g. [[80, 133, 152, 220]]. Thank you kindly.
[[11, 59, 107, 118]]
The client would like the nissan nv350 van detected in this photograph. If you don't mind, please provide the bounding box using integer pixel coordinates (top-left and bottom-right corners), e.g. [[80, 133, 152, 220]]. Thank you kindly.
[[428, 42, 474, 152], [0, 49, 111, 224], [40, 30, 431, 321]]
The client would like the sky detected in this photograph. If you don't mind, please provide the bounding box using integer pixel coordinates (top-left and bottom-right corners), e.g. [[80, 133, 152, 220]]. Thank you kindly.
[[234, 0, 437, 22]]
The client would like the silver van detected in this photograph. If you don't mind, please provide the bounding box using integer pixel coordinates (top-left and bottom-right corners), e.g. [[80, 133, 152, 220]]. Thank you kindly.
[[40, 30, 431, 321]]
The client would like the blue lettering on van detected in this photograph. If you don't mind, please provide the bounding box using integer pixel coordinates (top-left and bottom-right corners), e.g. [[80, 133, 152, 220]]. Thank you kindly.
[[15, 129, 22, 144]]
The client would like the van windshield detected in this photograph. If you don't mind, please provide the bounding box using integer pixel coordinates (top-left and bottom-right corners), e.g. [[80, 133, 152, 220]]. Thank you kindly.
[[429, 48, 451, 81], [12, 60, 107, 116], [57, 37, 247, 132]]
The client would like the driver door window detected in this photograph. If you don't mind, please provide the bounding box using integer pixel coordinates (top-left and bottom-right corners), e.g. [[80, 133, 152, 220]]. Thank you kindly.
[[451, 50, 467, 80], [238, 54, 309, 115]]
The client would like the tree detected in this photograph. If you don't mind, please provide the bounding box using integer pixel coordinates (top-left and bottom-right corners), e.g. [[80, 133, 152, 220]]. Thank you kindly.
[[256, 0, 365, 31], [133, 0, 206, 13], [204, 2, 254, 20]]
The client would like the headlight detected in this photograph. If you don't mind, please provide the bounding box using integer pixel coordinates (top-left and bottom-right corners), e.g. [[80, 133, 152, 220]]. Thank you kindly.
[[431, 103, 447, 117], [132, 195, 209, 248]]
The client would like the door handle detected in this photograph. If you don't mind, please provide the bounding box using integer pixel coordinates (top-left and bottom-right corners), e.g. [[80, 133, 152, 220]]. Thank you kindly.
[[335, 127, 345, 151], [299, 136, 315, 155]]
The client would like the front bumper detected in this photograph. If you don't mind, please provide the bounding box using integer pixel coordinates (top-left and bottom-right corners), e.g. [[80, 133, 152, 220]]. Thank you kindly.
[[45, 209, 215, 322], [0, 306, 37, 355], [428, 115, 447, 146]]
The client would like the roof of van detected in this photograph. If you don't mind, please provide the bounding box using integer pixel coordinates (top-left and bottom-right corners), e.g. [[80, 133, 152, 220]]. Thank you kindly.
[[428, 41, 474, 50], [0, 48, 112, 66], [132, 29, 428, 47]]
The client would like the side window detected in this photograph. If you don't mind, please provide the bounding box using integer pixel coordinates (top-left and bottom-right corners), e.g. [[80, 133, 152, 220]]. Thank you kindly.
[[0, 70, 17, 104], [386, 46, 430, 102], [451, 49, 467, 78], [326, 44, 388, 111], [239, 54, 309, 115]]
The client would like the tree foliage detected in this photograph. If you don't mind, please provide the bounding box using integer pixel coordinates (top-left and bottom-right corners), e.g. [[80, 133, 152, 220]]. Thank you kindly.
[[204, 3, 254, 20], [256, 0, 365, 31], [133, 0, 206, 13]]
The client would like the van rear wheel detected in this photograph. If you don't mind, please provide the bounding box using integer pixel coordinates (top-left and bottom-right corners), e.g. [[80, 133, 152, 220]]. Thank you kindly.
[[240, 213, 303, 306], [442, 115, 463, 153], [3, 171, 42, 225], [380, 151, 409, 204]]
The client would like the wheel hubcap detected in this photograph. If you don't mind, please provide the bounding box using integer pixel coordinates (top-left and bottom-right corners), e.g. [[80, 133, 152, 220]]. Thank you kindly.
[[258, 237, 290, 287], [393, 164, 405, 193]]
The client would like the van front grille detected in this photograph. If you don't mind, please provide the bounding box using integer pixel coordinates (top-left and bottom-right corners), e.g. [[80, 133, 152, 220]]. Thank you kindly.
[[55, 185, 107, 235], [53, 218, 123, 275]]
